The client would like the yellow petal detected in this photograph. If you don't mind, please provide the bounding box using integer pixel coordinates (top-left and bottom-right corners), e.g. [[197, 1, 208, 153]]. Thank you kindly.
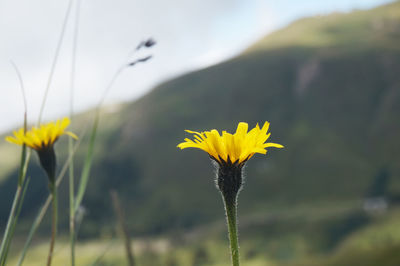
[[263, 143, 284, 148], [235, 122, 248, 139], [5, 117, 76, 151], [61, 117, 70, 130], [65, 131, 78, 140], [178, 122, 283, 164], [5, 136, 22, 145]]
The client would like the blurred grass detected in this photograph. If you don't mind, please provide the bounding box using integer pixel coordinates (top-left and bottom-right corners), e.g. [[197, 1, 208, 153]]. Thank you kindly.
[[0, 142, 20, 183], [6, 207, 400, 266]]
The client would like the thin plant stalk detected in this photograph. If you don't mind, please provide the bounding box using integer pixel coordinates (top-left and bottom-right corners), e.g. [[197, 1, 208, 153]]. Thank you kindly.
[[73, 58, 128, 212], [98, 36, 155, 109], [223, 197, 240, 266], [70, 112, 98, 265], [88, 238, 117, 266], [97, 66, 124, 109], [74, 113, 99, 212], [74, 47, 127, 213], [68, 136, 76, 266], [37, 0, 74, 124], [17, 194, 52, 266], [69, 24, 136, 262], [73, 51, 135, 213], [0, 189, 22, 265], [34, 1, 75, 260], [0, 63, 30, 265], [74, 37, 155, 212], [17, 128, 86, 266], [0, 176, 30, 266], [68, 1, 82, 264], [70, 36, 126, 258], [68, 137, 76, 266], [46, 185, 58, 266], [216, 164, 243, 266], [0, 141, 28, 265], [110, 190, 135, 266]]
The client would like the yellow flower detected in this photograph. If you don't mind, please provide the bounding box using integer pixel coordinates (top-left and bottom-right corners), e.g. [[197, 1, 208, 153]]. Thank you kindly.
[[177, 122, 283, 165], [5, 117, 77, 151]]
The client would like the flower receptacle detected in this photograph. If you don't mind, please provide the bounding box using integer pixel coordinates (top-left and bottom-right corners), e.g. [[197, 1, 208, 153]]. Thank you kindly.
[[216, 160, 244, 206], [37, 146, 56, 187]]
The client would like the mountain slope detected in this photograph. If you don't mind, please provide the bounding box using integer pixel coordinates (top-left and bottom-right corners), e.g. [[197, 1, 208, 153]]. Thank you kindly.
[[1, 1, 400, 238]]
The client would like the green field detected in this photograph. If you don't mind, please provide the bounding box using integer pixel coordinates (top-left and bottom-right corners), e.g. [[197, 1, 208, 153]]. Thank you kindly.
[[6, 205, 400, 265]]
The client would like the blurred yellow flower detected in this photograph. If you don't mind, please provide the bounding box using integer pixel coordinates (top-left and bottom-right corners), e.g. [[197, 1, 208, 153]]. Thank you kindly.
[[5, 117, 78, 151], [178, 122, 283, 165]]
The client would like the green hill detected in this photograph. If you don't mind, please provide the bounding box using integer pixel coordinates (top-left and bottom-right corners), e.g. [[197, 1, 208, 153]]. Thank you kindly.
[[1, 1, 400, 253]]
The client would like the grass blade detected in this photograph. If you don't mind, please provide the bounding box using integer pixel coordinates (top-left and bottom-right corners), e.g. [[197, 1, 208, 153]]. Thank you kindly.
[[0, 188, 21, 265], [69, 0, 82, 263], [0, 112, 29, 265], [68, 136, 76, 266], [88, 238, 117, 266], [110, 190, 135, 266], [16, 194, 51, 266], [1, 176, 31, 265], [37, 0, 74, 124], [74, 113, 99, 212]]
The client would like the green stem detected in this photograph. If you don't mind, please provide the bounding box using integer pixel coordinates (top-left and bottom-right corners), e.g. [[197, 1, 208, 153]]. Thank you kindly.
[[17, 196, 51, 266], [0, 146, 30, 265], [223, 197, 240, 266], [0, 186, 21, 265], [110, 190, 135, 266], [74, 113, 99, 212], [1, 177, 30, 265], [37, 0, 74, 124], [47, 186, 58, 266], [68, 138, 76, 266]]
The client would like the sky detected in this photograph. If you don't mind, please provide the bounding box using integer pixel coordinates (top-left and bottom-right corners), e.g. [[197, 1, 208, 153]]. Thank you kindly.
[[0, 0, 394, 133]]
